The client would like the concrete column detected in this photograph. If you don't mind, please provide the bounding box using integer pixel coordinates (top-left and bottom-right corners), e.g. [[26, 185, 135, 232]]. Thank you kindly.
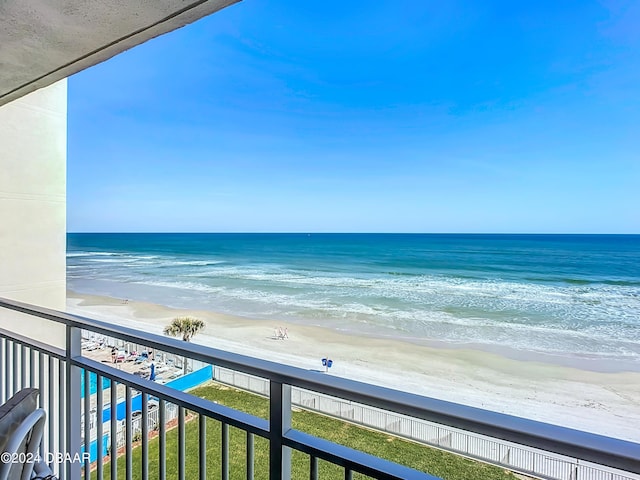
[[0, 80, 67, 348]]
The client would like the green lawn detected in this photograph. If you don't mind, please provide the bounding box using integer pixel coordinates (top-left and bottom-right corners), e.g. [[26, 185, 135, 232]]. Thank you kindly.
[[95, 383, 518, 480]]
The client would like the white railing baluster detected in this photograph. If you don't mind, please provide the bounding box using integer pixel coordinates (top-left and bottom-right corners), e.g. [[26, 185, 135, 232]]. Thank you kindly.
[[0, 338, 4, 403], [4, 340, 11, 400], [12, 341, 18, 394]]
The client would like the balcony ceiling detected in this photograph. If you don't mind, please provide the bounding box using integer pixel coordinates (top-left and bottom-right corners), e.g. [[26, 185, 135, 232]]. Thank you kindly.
[[0, 0, 238, 107]]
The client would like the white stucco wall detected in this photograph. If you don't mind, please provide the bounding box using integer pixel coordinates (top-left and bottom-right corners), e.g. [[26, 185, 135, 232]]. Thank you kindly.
[[0, 80, 67, 348]]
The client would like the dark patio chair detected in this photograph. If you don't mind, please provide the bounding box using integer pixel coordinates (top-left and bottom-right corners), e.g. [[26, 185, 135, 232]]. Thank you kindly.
[[0, 389, 55, 480]]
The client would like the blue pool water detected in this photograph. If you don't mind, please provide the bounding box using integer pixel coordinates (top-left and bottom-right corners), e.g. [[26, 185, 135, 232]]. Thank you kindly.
[[80, 370, 111, 396]]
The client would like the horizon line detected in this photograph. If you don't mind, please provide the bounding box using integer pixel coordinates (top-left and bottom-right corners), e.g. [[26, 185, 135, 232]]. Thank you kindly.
[[66, 231, 640, 236]]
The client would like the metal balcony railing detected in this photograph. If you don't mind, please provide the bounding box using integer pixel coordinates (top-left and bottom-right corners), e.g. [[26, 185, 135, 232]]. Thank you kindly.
[[1, 297, 639, 480]]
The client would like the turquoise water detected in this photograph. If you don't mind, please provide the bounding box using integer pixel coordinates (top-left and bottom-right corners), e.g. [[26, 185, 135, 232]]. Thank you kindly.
[[67, 233, 640, 365], [80, 370, 111, 396]]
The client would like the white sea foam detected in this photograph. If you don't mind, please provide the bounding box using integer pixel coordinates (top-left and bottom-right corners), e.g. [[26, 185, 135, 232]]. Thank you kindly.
[[67, 246, 640, 363], [167, 260, 225, 266]]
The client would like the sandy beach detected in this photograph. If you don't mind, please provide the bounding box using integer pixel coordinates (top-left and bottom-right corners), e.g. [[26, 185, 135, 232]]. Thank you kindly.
[[66, 290, 640, 444]]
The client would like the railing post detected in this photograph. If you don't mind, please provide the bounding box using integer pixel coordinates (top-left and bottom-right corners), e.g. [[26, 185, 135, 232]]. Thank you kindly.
[[66, 325, 82, 480], [269, 380, 292, 480], [0, 338, 4, 404]]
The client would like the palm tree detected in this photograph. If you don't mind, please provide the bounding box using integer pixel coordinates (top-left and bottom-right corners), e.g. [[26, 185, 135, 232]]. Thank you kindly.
[[163, 316, 205, 374]]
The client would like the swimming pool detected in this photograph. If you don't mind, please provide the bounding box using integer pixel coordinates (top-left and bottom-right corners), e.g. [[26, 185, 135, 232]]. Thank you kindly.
[[80, 370, 112, 396]]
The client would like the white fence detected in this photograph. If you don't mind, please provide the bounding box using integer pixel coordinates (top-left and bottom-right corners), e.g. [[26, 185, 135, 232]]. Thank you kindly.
[[213, 366, 639, 480], [87, 401, 181, 455], [116, 402, 180, 446]]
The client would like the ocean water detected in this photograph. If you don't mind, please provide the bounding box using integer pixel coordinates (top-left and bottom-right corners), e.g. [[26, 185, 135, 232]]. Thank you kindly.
[[67, 233, 640, 368]]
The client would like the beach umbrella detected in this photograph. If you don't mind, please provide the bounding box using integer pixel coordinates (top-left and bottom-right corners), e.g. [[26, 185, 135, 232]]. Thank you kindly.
[[149, 363, 156, 381], [321, 358, 333, 373]]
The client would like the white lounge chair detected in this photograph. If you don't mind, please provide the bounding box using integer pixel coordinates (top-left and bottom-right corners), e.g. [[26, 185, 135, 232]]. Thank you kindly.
[[81, 341, 97, 351]]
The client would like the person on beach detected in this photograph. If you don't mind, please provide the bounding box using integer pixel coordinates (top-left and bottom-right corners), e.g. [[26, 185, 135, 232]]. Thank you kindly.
[[111, 346, 117, 363]]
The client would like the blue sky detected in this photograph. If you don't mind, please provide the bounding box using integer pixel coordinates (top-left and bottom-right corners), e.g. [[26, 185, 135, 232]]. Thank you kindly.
[[68, 0, 640, 233]]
